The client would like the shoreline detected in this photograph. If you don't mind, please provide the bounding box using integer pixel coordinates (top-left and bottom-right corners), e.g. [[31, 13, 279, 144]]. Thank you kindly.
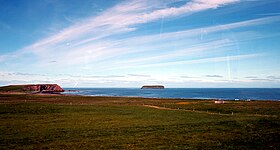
[[61, 92, 280, 101], [62, 88, 280, 101], [0, 92, 279, 102]]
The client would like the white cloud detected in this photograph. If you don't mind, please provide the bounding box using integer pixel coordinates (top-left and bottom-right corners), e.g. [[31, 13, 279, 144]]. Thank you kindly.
[[16, 0, 240, 53], [1, 68, 279, 88], [120, 53, 261, 69], [105, 39, 233, 68], [3, 14, 274, 76], [132, 15, 280, 43], [1, 0, 279, 88], [46, 15, 278, 70], [1, 0, 277, 67], [127, 74, 151, 77], [142, 0, 239, 21], [205, 75, 223, 78]]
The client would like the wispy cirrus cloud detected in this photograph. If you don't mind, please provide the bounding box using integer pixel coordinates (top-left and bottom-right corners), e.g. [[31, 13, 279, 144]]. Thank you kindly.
[[245, 76, 258, 79], [250, 78, 273, 82], [1, 0, 278, 67], [1, 70, 279, 88], [1, 0, 279, 88], [181, 75, 198, 78], [267, 76, 280, 80], [127, 74, 151, 77], [11, 0, 241, 54], [205, 75, 223, 78], [141, 0, 239, 21], [240, 76, 280, 83], [0, 71, 157, 87], [137, 15, 280, 42], [29, 15, 278, 69], [103, 53, 262, 71]]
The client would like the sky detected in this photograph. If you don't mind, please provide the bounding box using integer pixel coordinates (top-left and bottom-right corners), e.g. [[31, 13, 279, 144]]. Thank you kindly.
[[0, 0, 280, 88]]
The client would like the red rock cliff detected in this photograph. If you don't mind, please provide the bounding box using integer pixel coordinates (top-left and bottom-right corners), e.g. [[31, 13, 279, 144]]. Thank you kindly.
[[23, 84, 64, 93]]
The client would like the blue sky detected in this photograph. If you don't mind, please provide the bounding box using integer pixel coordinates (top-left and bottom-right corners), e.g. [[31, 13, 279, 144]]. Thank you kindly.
[[0, 0, 280, 88]]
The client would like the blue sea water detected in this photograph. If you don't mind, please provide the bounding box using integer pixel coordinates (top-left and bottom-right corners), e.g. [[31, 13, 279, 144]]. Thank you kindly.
[[63, 88, 280, 100]]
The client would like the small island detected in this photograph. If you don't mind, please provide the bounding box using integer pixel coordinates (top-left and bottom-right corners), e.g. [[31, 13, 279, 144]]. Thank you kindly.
[[141, 85, 165, 89]]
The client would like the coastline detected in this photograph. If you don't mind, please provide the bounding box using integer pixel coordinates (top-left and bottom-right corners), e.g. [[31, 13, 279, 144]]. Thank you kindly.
[[61, 92, 280, 101], [0, 92, 279, 102], [2, 85, 280, 101], [62, 88, 280, 101]]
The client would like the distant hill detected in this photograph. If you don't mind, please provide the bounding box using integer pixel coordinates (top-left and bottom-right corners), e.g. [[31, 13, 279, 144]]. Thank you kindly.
[[141, 85, 164, 89], [0, 84, 64, 93]]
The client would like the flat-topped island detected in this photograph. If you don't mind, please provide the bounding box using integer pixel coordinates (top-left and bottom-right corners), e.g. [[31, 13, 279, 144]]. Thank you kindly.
[[141, 85, 165, 89]]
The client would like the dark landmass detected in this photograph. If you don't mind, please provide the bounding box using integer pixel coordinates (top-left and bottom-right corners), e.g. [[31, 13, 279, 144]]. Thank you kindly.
[[64, 89, 79, 92], [141, 85, 165, 89], [0, 84, 64, 94]]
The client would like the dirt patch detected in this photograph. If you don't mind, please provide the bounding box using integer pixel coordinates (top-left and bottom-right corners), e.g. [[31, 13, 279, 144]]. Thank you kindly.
[[142, 105, 176, 110]]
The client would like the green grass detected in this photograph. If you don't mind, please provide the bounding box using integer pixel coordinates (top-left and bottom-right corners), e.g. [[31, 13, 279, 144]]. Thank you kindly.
[[158, 100, 280, 116], [0, 94, 279, 149], [0, 85, 26, 92]]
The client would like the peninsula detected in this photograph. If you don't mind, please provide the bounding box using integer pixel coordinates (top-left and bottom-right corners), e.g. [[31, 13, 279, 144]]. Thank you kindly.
[[0, 84, 64, 94], [141, 85, 165, 89]]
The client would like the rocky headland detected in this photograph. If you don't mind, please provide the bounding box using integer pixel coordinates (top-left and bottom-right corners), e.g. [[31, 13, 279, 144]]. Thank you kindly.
[[0, 84, 64, 94]]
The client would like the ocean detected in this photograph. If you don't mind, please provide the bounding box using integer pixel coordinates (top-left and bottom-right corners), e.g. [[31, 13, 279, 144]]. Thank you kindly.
[[63, 88, 280, 100]]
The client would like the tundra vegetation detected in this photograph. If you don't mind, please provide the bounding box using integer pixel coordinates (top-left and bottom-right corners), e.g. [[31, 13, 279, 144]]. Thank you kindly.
[[0, 94, 279, 149]]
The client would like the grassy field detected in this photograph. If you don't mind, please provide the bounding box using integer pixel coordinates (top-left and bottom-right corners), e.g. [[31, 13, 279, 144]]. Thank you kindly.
[[0, 85, 26, 93], [0, 94, 279, 149]]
